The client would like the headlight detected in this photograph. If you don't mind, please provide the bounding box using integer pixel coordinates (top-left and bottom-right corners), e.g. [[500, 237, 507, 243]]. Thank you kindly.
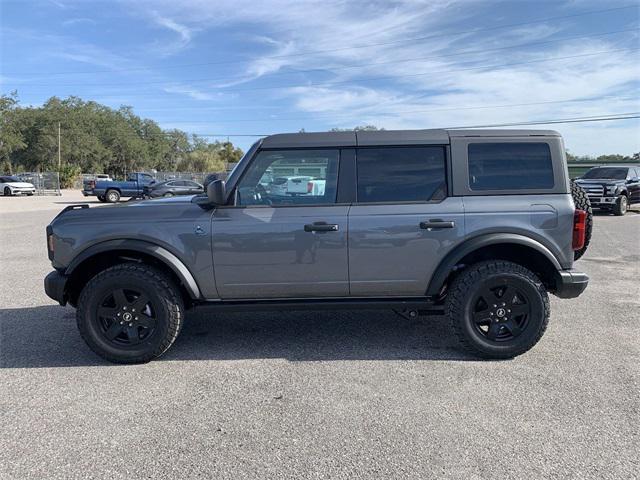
[[606, 186, 618, 195]]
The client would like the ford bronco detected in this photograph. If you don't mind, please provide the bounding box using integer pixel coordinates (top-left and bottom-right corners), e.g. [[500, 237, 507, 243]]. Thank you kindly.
[[44, 129, 590, 363]]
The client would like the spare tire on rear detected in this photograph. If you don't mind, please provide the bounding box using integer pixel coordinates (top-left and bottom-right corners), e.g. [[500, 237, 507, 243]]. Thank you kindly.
[[570, 180, 592, 261]]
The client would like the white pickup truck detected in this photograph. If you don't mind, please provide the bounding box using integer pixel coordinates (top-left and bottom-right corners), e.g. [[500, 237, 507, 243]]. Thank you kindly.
[[270, 176, 326, 196]]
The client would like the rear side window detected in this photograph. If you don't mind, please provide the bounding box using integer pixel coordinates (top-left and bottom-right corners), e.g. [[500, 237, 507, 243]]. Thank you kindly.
[[468, 143, 554, 191], [356, 146, 446, 203]]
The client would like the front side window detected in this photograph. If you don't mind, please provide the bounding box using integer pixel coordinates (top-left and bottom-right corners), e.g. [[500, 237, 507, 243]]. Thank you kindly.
[[356, 146, 446, 203], [468, 143, 554, 191], [236, 149, 339, 206]]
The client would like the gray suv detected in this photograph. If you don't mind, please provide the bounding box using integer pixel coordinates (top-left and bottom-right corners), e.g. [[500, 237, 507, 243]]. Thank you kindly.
[[44, 129, 589, 363]]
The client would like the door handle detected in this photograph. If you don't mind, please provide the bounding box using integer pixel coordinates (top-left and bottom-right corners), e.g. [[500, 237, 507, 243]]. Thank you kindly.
[[304, 222, 339, 232], [419, 220, 455, 230]]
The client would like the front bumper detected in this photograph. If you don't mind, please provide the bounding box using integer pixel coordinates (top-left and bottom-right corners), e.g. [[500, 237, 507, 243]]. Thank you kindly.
[[587, 195, 618, 207], [44, 270, 68, 306], [554, 269, 589, 299], [11, 188, 36, 195]]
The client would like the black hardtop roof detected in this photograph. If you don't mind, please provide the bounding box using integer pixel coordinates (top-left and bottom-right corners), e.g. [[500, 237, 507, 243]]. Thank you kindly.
[[260, 128, 561, 148]]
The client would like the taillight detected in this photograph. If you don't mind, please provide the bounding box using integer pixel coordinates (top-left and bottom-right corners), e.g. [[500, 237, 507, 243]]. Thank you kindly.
[[46, 225, 54, 260], [572, 209, 587, 251], [307, 182, 313, 193]]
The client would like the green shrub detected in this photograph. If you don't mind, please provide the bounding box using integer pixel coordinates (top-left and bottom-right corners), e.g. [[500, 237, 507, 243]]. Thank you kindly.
[[58, 163, 82, 189]]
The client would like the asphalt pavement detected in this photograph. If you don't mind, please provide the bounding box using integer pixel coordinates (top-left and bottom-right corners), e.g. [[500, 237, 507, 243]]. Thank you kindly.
[[1, 191, 638, 479]]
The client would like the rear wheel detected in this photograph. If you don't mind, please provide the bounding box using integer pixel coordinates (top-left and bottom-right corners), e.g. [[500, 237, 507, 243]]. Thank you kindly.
[[76, 263, 184, 363], [446, 260, 550, 359], [105, 189, 120, 203], [570, 180, 592, 260], [613, 194, 628, 216]]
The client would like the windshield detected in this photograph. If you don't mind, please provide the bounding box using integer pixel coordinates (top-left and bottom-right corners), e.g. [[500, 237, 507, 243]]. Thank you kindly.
[[582, 167, 628, 180], [3, 176, 21, 182]]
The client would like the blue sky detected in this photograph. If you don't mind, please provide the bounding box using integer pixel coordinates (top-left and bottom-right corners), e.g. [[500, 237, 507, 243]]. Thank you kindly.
[[1, 0, 639, 154]]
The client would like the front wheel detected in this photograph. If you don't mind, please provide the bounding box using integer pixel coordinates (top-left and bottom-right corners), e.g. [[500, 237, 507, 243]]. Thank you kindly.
[[446, 260, 550, 359], [3, 187, 12, 196], [613, 194, 628, 216], [76, 263, 184, 363]]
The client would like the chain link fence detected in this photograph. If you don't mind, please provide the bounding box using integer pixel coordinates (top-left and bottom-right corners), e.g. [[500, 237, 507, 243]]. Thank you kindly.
[[16, 172, 61, 196]]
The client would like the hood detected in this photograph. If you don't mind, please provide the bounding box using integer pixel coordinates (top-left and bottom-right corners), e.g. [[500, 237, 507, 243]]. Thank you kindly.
[[575, 178, 625, 185], [50, 194, 201, 227], [5, 181, 34, 188]]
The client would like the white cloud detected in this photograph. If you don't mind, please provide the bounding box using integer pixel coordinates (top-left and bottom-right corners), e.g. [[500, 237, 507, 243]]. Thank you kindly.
[[120, 0, 640, 154]]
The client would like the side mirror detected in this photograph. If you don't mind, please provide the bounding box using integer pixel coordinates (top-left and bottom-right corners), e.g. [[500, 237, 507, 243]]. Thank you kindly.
[[207, 180, 226, 205], [627, 177, 639, 184]]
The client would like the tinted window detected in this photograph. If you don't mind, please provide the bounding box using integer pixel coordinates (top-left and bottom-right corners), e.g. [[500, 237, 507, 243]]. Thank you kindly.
[[237, 149, 339, 206], [468, 143, 554, 191], [582, 167, 628, 180], [356, 147, 446, 203]]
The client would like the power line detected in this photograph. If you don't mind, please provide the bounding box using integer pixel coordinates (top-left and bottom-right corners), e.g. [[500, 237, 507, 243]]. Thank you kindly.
[[5, 4, 638, 77], [137, 96, 640, 124], [92, 112, 640, 137], [446, 113, 640, 129], [13, 29, 638, 88]]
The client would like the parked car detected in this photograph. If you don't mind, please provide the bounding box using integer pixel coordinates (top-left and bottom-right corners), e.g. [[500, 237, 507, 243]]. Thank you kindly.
[[574, 165, 640, 215], [270, 176, 326, 196], [92, 172, 155, 203], [82, 174, 112, 197], [0, 176, 36, 196], [45, 129, 590, 364], [143, 179, 203, 198]]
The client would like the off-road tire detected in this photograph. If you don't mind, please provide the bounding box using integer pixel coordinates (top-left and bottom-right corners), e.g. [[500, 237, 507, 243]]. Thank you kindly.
[[446, 260, 550, 359], [76, 263, 184, 364], [571, 180, 592, 260], [105, 189, 120, 203], [613, 194, 628, 216]]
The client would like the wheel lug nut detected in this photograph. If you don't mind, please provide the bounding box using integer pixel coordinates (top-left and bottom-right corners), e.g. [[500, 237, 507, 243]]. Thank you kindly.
[[135, 316, 138, 320], [120, 321, 123, 325], [129, 323, 133, 327], [123, 306, 127, 310]]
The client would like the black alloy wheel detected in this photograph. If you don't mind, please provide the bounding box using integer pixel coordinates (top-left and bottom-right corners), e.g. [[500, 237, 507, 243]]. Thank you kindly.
[[95, 288, 157, 347], [470, 283, 531, 342], [4, 187, 11, 196]]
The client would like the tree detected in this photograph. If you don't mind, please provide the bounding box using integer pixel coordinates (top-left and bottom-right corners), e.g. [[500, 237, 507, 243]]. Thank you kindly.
[[330, 125, 383, 132], [0, 92, 27, 172], [2, 95, 244, 177]]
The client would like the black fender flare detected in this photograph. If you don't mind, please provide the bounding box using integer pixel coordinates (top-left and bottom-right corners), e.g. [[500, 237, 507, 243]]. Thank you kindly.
[[65, 239, 202, 299], [426, 233, 562, 296]]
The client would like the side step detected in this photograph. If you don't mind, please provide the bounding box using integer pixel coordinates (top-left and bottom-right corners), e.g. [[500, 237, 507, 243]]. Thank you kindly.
[[192, 297, 444, 315]]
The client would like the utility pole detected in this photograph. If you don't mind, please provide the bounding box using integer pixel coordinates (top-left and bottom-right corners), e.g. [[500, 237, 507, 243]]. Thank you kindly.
[[57, 122, 61, 169]]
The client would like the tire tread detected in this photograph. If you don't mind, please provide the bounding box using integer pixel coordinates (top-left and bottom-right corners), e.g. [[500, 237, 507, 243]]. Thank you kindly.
[[76, 263, 183, 364], [446, 260, 550, 359]]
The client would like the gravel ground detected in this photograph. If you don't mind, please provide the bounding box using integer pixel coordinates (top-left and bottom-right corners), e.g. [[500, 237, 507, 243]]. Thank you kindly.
[[1, 191, 639, 479]]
